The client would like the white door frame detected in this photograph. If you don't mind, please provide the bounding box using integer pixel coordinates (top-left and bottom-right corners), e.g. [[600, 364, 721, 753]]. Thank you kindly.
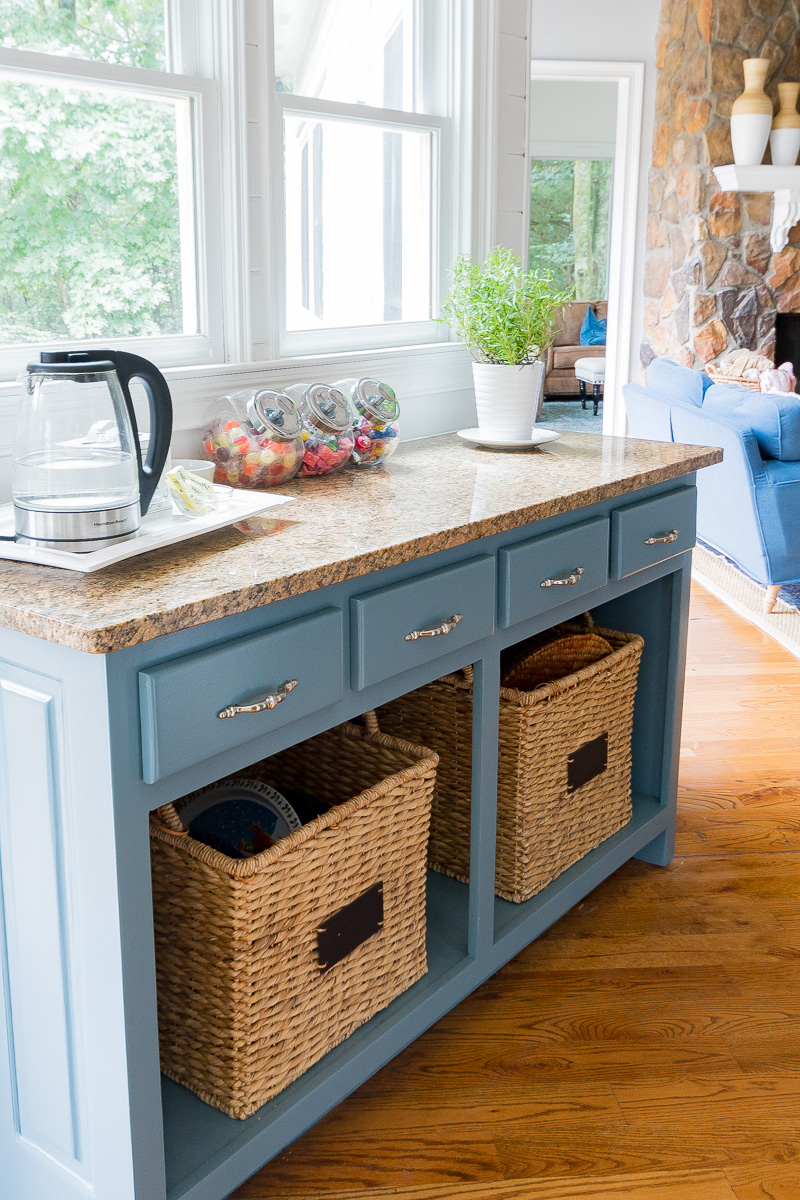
[[529, 60, 644, 436]]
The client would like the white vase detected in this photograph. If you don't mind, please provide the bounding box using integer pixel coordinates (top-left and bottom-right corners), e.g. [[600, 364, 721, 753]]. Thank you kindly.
[[770, 82, 800, 166], [471, 361, 545, 440], [731, 58, 772, 166]]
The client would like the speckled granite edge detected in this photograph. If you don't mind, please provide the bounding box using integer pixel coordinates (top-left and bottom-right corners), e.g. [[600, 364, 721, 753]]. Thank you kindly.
[[0, 441, 721, 654]]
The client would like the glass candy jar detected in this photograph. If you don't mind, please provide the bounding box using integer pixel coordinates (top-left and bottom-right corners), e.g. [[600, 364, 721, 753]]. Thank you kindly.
[[200, 389, 303, 489], [334, 377, 400, 466], [284, 383, 354, 475]]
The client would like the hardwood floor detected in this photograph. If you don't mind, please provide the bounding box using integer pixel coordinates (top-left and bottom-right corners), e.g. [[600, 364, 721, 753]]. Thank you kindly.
[[232, 584, 800, 1200]]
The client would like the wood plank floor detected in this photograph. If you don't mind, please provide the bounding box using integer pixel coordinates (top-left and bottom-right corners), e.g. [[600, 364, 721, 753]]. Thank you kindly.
[[232, 584, 800, 1200]]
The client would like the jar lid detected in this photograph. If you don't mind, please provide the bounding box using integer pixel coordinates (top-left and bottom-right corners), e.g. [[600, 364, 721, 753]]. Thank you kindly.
[[245, 389, 302, 439], [305, 384, 351, 432], [354, 378, 400, 424]]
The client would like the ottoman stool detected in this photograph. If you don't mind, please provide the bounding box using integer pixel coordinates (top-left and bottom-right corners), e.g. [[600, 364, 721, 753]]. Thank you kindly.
[[574, 357, 606, 416]]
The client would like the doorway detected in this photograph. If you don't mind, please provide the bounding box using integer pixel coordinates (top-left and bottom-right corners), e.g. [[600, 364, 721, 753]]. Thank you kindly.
[[529, 61, 644, 436]]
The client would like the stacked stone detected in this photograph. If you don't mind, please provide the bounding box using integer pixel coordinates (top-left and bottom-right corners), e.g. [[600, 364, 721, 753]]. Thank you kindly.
[[642, 0, 800, 372]]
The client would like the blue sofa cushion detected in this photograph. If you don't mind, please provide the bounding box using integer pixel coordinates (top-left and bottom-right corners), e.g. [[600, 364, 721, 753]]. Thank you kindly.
[[646, 358, 710, 408], [703, 382, 800, 461]]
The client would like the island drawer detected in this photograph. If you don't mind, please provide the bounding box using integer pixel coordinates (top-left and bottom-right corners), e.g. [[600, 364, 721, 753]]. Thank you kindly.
[[610, 486, 696, 580], [350, 555, 495, 690], [498, 516, 609, 628], [139, 608, 344, 782]]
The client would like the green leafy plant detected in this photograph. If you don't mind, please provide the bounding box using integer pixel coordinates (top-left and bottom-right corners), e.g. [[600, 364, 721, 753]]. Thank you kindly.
[[439, 246, 574, 365]]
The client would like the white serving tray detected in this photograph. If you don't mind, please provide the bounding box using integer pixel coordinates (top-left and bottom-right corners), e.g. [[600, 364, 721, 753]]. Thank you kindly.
[[0, 490, 295, 573]]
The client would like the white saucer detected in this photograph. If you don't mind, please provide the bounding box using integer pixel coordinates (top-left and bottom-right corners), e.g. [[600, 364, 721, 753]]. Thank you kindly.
[[456, 427, 561, 451]]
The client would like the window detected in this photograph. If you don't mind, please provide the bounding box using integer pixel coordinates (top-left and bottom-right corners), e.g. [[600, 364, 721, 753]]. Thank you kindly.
[[271, 0, 453, 355], [0, 0, 222, 372], [0, 1, 460, 378]]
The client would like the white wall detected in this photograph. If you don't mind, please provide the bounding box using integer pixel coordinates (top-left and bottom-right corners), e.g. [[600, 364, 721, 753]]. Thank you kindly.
[[529, 79, 618, 157], [529, 0, 661, 384]]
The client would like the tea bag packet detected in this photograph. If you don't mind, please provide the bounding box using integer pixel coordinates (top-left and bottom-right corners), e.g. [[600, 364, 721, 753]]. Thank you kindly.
[[167, 465, 216, 515]]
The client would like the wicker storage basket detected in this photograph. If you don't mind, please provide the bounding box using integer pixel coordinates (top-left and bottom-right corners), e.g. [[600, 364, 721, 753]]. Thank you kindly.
[[149, 715, 437, 1119], [377, 621, 644, 903], [704, 364, 761, 390]]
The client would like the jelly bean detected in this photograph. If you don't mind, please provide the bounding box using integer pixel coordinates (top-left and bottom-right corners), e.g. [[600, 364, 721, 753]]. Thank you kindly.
[[204, 440, 215, 456], [214, 466, 227, 483], [244, 451, 260, 465], [217, 430, 232, 448], [225, 420, 239, 431], [215, 447, 230, 462], [259, 448, 276, 465]]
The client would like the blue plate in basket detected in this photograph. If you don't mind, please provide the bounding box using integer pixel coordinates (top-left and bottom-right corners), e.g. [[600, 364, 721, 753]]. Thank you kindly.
[[179, 777, 302, 859]]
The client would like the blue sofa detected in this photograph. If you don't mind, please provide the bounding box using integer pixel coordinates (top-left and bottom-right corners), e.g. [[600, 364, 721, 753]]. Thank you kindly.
[[624, 358, 800, 610]]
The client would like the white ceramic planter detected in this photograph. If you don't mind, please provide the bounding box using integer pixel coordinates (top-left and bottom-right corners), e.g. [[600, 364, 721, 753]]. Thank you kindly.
[[472, 361, 545, 440], [770, 127, 800, 167], [731, 113, 771, 166]]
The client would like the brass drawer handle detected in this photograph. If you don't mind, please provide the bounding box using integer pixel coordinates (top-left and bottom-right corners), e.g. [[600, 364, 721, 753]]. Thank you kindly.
[[218, 679, 298, 719], [540, 567, 585, 588], [405, 614, 462, 641], [645, 529, 679, 545]]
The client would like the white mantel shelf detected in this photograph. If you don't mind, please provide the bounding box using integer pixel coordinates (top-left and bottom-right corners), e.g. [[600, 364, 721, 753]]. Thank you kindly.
[[714, 164, 800, 253]]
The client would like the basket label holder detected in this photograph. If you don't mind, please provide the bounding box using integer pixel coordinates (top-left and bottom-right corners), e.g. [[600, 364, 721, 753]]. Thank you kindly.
[[567, 732, 608, 793], [317, 882, 384, 971]]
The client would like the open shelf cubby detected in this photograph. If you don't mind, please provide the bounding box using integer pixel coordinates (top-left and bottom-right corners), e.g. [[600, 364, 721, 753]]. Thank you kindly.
[[161, 870, 471, 1200]]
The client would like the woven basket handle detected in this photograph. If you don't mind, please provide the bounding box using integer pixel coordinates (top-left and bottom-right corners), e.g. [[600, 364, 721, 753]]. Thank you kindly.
[[461, 665, 474, 684], [152, 802, 189, 835], [362, 710, 380, 735]]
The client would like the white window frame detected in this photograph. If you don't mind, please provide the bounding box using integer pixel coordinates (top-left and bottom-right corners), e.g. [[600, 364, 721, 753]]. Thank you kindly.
[[0, 14, 225, 379], [0, 0, 476, 396], [261, 0, 458, 359]]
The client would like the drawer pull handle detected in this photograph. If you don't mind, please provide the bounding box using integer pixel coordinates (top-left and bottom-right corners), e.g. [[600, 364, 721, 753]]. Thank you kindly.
[[540, 567, 585, 588], [405, 614, 462, 641], [645, 529, 679, 545], [217, 679, 298, 719]]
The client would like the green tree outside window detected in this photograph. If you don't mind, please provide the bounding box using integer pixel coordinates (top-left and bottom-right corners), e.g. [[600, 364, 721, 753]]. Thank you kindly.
[[0, 1, 187, 345], [529, 157, 612, 302]]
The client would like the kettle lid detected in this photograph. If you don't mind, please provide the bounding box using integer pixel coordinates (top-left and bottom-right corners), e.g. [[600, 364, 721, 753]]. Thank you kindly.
[[27, 351, 116, 375]]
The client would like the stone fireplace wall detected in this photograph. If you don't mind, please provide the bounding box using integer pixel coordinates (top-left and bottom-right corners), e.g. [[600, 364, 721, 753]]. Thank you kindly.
[[641, 0, 800, 370]]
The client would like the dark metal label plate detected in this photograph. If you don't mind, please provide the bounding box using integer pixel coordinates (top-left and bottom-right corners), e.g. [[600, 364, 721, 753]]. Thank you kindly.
[[567, 732, 608, 793], [317, 881, 384, 972]]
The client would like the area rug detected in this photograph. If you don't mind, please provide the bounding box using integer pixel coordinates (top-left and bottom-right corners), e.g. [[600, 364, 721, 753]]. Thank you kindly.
[[692, 542, 800, 659], [539, 400, 602, 433]]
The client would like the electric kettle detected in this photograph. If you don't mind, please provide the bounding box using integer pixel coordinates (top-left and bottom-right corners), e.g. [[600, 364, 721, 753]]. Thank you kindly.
[[13, 349, 173, 552]]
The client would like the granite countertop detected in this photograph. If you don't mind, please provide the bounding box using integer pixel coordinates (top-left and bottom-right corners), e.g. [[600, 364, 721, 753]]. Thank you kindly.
[[0, 432, 721, 653]]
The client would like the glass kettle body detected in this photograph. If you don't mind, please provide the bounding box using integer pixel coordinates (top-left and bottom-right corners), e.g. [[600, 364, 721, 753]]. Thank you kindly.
[[13, 350, 173, 552]]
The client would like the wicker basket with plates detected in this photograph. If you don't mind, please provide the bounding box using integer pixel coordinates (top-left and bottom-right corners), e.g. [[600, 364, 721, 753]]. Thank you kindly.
[[149, 714, 437, 1119]]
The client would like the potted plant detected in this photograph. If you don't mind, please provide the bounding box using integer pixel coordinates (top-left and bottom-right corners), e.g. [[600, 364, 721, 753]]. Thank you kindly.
[[439, 246, 573, 440]]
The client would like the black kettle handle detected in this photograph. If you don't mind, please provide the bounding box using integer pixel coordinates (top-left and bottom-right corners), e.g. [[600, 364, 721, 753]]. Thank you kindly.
[[96, 350, 173, 515]]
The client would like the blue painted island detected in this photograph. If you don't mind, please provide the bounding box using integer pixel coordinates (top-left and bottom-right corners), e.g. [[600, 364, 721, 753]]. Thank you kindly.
[[0, 430, 721, 1200]]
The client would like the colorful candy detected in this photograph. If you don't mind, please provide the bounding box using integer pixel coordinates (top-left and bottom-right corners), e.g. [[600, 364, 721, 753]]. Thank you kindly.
[[332, 377, 400, 467], [283, 383, 354, 476], [199, 389, 304, 490]]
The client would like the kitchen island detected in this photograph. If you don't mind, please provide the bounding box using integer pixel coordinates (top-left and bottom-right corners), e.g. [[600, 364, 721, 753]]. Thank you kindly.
[[0, 431, 721, 1200]]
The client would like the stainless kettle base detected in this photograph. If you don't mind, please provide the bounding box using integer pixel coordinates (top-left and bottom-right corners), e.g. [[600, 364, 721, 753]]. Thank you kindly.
[[14, 501, 141, 553]]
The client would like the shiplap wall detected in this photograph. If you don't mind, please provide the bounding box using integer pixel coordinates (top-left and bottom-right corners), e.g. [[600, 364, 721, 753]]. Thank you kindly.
[[494, 0, 533, 258]]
